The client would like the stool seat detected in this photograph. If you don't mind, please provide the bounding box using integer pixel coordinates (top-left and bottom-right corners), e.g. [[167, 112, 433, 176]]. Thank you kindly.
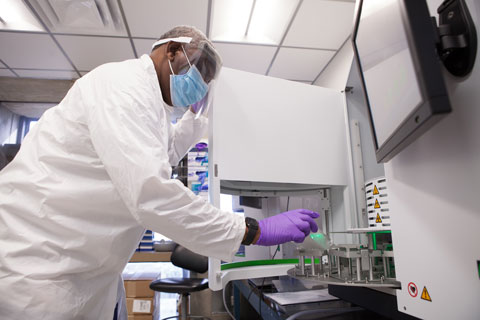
[[150, 277, 208, 294]]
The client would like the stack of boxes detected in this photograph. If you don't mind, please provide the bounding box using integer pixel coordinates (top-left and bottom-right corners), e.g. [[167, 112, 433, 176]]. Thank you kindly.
[[124, 280, 155, 320], [136, 230, 154, 252], [127, 231, 155, 318], [187, 143, 208, 202]]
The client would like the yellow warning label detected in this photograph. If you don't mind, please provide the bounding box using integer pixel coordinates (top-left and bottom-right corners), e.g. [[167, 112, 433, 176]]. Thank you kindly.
[[374, 199, 381, 209], [421, 286, 432, 302], [373, 185, 379, 195], [376, 213, 382, 223]]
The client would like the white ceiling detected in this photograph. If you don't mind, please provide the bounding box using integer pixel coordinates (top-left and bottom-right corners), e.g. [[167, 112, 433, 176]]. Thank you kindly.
[[55, 35, 135, 70], [283, 0, 357, 49], [0, 32, 72, 69], [269, 47, 336, 81], [0, 0, 356, 83], [121, 0, 210, 38], [213, 43, 277, 75]]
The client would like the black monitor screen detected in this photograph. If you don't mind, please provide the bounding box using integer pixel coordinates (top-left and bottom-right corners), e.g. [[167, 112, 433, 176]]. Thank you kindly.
[[352, 0, 451, 163]]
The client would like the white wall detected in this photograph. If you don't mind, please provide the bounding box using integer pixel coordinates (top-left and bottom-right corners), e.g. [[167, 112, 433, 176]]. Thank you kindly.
[[385, 0, 480, 318]]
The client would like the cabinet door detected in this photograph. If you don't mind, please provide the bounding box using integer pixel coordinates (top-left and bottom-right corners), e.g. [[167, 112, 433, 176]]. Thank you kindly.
[[211, 68, 349, 186]]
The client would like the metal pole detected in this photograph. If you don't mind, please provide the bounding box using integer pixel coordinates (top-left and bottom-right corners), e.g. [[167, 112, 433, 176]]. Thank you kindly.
[[348, 258, 353, 281], [367, 233, 374, 250], [325, 209, 330, 237], [311, 256, 316, 276], [320, 255, 324, 275], [299, 255, 305, 275], [386, 257, 390, 278], [181, 293, 187, 320], [356, 257, 361, 281], [383, 256, 387, 278], [369, 256, 374, 281], [328, 255, 332, 276], [337, 257, 341, 278]]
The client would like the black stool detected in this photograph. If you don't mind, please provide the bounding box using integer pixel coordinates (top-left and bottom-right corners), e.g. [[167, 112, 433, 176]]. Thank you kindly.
[[150, 245, 211, 320]]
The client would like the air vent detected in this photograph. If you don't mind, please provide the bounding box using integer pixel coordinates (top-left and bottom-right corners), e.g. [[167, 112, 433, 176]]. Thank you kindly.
[[30, 0, 126, 36]]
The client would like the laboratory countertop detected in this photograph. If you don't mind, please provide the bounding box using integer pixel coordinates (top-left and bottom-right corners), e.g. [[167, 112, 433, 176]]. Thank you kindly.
[[232, 279, 367, 320]]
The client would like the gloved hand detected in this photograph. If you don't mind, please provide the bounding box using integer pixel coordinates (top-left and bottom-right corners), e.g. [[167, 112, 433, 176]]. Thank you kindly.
[[255, 209, 320, 246]]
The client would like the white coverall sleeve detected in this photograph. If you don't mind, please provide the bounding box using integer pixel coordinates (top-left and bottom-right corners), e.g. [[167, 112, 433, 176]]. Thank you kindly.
[[86, 86, 244, 261], [167, 110, 207, 166]]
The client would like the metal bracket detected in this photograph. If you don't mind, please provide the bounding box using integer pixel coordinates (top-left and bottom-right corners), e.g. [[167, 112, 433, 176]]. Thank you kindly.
[[432, 0, 477, 77]]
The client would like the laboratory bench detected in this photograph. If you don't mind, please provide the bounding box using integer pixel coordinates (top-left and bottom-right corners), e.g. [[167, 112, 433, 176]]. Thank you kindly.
[[231, 279, 390, 320]]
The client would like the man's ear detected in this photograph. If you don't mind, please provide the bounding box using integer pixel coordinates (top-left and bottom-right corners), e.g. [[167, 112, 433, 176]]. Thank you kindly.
[[166, 41, 183, 62]]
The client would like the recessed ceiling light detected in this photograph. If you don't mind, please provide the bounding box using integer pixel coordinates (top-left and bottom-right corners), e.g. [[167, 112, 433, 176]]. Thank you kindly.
[[248, 0, 299, 45], [0, 0, 45, 32], [211, 0, 299, 45], [211, 0, 254, 43]]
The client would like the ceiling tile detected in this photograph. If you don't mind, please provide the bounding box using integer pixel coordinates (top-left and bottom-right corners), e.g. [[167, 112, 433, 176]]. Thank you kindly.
[[268, 48, 335, 81], [134, 39, 278, 76], [211, 0, 299, 45], [121, 0, 209, 38], [213, 42, 277, 75], [0, 69, 16, 77], [14, 69, 79, 80], [133, 39, 156, 57], [55, 35, 135, 71], [283, 0, 355, 49], [0, 32, 72, 69]]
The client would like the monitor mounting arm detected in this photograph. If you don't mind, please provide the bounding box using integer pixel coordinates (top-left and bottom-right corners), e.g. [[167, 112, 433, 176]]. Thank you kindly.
[[431, 0, 477, 77]]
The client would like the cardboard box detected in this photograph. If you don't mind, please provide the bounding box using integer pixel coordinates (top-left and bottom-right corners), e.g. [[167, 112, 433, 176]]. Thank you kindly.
[[126, 297, 153, 315], [124, 280, 154, 298], [127, 315, 152, 320]]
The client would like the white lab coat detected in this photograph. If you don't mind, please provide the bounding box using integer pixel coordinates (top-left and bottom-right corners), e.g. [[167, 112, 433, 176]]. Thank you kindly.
[[0, 55, 245, 319]]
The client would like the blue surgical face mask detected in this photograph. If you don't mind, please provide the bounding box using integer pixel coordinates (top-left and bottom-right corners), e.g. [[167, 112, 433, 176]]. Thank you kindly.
[[168, 46, 208, 108]]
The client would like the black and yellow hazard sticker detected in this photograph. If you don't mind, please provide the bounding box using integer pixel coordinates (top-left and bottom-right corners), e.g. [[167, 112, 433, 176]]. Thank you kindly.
[[421, 286, 432, 302]]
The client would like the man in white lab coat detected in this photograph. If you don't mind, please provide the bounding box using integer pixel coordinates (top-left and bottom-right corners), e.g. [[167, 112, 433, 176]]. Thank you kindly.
[[0, 26, 319, 319]]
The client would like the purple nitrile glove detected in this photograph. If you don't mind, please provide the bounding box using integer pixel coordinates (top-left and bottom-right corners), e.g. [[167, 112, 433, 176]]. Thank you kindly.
[[256, 209, 320, 246]]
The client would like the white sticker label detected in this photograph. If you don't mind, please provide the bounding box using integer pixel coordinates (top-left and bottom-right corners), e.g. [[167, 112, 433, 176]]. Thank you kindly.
[[133, 299, 151, 313]]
